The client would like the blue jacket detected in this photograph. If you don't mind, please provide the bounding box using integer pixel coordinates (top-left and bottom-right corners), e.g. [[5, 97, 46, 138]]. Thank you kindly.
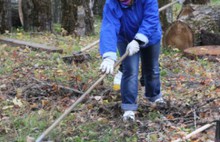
[[99, 0, 162, 61]]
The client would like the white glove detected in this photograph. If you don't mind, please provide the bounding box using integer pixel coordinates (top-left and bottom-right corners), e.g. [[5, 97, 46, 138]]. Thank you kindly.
[[99, 58, 115, 74], [127, 40, 140, 56], [177, 0, 185, 4]]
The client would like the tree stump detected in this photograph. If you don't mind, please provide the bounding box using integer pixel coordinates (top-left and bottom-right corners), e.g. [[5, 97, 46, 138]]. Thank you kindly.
[[184, 45, 220, 62], [201, 30, 220, 46], [163, 5, 220, 50]]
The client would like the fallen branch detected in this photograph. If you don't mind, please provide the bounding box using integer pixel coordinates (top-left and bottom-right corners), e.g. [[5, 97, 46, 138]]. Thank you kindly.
[[172, 123, 215, 142], [31, 77, 83, 94], [0, 37, 63, 53], [185, 97, 220, 117]]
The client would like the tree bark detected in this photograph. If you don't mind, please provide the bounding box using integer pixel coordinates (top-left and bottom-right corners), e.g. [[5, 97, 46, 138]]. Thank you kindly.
[[11, 0, 22, 27], [93, 0, 105, 16], [18, 0, 24, 26], [158, 0, 173, 31], [183, 0, 210, 5], [22, 0, 52, 32], [32, 0, 52, 31], [0, 0, 11, 33], [61, 0, 94, 36], [51, 0, 61, 23], [22, 0, 34, 31], [200, 30, 220, 46], [163, 5, 220, 50], [82, 0, 94, 35], [61, 0, 78, 35]]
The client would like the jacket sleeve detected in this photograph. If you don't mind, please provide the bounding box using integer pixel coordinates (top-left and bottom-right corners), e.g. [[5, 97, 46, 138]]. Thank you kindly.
[[99, 2, 122, 61], [135, 0, 160, 47]]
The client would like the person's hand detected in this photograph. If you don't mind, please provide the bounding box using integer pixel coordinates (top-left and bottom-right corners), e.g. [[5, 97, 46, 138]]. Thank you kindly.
[[127, 40, 140, 56], [99, 58, 115, 74], [177, 0, 185, 4]]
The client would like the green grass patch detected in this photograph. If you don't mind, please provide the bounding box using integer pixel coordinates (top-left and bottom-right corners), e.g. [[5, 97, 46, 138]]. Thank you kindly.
[[211, 0, 220, 4]]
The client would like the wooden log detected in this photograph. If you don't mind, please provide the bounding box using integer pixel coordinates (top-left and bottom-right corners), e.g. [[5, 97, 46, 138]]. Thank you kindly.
[[163, 5, 220, 50], [200, 30, 220, 46], [163, 21, 194, 50], [0, 37, 63, 53], [183, 0, 210, 5], [183, 45, 220, 62]]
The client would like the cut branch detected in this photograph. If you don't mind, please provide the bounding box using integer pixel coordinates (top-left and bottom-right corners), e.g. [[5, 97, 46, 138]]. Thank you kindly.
[[172, 123, 215, 142]]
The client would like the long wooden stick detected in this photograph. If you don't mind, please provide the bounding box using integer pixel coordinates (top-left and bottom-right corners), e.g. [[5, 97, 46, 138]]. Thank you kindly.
[[62, 40, 100, 60], [172, 123, 215, 142], [80, 39, 100, 52], [159, 0, 178, 12]]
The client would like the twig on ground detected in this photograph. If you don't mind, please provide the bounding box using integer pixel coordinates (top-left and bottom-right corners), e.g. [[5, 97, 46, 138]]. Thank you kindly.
[[172, 123, 215, 142], [31, 77, 83, 94]]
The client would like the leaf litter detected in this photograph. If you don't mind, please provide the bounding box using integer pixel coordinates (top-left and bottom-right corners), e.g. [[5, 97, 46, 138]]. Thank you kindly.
[[0, 34, 219, 141]]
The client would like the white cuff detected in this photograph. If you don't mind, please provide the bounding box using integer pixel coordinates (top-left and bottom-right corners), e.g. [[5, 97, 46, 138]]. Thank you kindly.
[[135, 33, 149, 47], [103, 52, 117, 61]]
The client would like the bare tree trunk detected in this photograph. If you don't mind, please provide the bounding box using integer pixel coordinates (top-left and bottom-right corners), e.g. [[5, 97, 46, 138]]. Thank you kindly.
[[61, 0, 94, 36], [52, 0, 61, 23], [0, 0, 11, 33], [82, 0, 94, 35], [93, 0, 105, 16], [61, 0, 78, 35], [18, 0, 24, 26], [22, 0, 34, 31], [158, 0, 173, 31], [11, 0, 22, 27], [22, 0, 52, 32], [32, 0, 52, 31]]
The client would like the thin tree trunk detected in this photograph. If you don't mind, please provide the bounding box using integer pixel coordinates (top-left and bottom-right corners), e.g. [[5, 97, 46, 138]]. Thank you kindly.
[[158, 0, 173, 31], [52, 0, 61, 23], [0, 0, 11, 33], [82, 0, 94, 35], [93, 0, 105, 16]]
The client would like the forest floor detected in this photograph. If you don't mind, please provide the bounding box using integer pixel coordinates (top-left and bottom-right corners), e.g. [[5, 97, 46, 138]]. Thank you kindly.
[[0, 17, 220, 142]]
